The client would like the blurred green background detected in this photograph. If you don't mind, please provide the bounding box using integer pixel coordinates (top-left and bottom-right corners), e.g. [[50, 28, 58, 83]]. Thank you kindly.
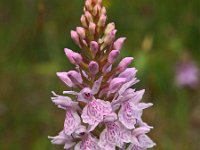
[[0, 0, 199, 149]]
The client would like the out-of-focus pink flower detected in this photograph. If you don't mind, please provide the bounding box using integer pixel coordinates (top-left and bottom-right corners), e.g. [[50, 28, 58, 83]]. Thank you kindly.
[[176, 61, 199, 88]]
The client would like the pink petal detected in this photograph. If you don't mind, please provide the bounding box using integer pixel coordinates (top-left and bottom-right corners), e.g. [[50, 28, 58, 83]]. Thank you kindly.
[[80, 15, 88, 28], [105, 22, 115, 35], [64, 48, 83, 64], [98, 14, 107, 27], [132, 127, 151, 137], [118, 102, 137, 129], [118, 78, 138, 95], [113, 37, 126, 51], [89, 61, 99, 75], [118, 68, 137, 82], [137, 103, 153, 110], [75, 134, 100, 150], [117, 57, 134, 72], [64, 109, 81, 135], [67, 70, 83, 84], [89, 22, 96, 35], [48, 130, 75, 147], [104, 112, 118, 122], [99, 122, 125, 149], [98, 129, 116, 150], [91, 76, 103, 94], [51, 91, 78, 109], [56, 72, 74, 87], [102, 63, 112, 73], [109, 77, 127, 93], [90, 41, 99, 57], [137, 134, 156, 148], [76, 27, 86, 39], [70, 30, 81, 46], [108, 50, 120, 64], [104, 30, 117, 45], [81, 99, 112, 128]]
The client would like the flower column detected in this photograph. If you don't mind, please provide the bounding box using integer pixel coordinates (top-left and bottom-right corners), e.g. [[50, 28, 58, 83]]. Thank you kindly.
[[49, 0, 155, 149]]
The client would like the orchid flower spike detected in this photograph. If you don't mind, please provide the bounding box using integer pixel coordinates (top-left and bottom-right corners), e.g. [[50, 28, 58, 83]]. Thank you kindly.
[[49, 0, 155, 149]]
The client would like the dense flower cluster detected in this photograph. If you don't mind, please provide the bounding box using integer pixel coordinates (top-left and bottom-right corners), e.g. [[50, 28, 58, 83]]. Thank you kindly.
[[49, 0, 155, 149]]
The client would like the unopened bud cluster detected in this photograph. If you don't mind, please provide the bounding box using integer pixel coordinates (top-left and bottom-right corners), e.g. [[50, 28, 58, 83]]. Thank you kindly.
[[49, 0, 155, 149]]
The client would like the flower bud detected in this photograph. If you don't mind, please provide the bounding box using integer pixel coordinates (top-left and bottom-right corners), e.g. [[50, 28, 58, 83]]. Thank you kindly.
[[108, 50, 120, 64], [72, 52, 83, 64], [70, 30, 80, 46], [76, 27, 86, 39], [85, 11, 93, 22], [56, 72, 74, 87], [105, 22, 115, 35], [92, 4, 100, 16], [117, 57, 134, 72], [109, 77, 127, 93], [89, 22, 96, 35], [67, 71, 83, 84], [103, 30, 117, 45], [118, 68, 137, 81], [102, 63, 112, 73], [90, 41, 99, 57], [64, 48, 74, 64], [89, 61, 99, 74], [91, 76, 103, 94], [98, 14, 107, 27], [64, 48, 82, 65], [101, 7, 106, 15], [113, 37, 126, 50], [80, 15, 88, 28], [97, 0, 102, 5], [85, 0, 92, 11]]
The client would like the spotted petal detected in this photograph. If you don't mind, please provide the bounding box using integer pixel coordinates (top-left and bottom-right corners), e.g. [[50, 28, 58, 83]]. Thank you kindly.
[[81, 99, 112, 130], [74, 134, 101, 150], [118, 101, 138, 129], [99, 121, 130, 149], [64, 109, 81, 135]]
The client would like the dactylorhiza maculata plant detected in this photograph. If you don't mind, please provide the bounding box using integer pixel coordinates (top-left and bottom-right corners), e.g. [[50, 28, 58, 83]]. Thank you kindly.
[[48, 0, 155, 149]]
